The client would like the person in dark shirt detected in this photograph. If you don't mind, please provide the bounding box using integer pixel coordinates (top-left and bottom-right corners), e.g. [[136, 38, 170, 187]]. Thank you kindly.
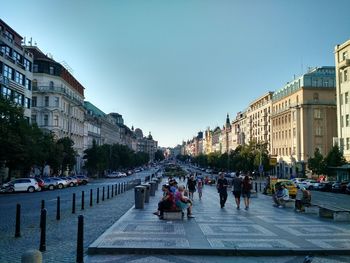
[[232, 173, 243, 209], [217, 173, 228, 208], [187, 175, 196, 200]]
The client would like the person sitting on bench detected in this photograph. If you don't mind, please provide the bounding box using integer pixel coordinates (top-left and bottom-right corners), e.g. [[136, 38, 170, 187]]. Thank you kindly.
[[273, 184, 289, 208], [175, 185, 194, 218], [153, 184, 175, 219]]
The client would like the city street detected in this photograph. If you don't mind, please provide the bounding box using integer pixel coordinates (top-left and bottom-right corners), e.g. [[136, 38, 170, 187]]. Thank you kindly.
[[0, 168, 158, 263]]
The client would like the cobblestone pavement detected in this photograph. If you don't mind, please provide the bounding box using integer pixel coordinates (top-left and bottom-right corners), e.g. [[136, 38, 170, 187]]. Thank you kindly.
[[0, 169, 157, 263]]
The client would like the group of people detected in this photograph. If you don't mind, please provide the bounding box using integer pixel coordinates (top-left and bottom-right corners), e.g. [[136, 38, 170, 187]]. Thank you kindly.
[[217, 173, 253, 210], [153, 177, 195, 220], [273, 183, 311, 211]]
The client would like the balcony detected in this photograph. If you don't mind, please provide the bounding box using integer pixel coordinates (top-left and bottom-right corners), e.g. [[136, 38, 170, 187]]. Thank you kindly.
[[339, 59, 350, 69]]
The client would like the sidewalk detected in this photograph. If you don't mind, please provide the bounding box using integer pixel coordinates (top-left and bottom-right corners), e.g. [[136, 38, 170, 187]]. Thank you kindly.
[[87, 179, 350, 259]]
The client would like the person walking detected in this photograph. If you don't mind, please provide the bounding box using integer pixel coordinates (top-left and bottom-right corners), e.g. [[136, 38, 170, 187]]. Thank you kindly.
[[197, 177, 203, 200], [187, 175, 196, 200], [232, 173, 243, 209], [242, 175, 252, 210], [217, 173, 228, 208]]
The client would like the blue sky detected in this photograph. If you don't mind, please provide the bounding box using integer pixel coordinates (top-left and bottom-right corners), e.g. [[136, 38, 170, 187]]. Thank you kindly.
[[2, 0, 350, 147]]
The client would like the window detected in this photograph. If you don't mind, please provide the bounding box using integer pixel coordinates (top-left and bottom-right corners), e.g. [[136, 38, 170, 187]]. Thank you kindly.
[[341, 94, 343, 105], [1, 45, 10, 56], [313, 92, 319, 101], [13, 92, 23, 105], [15, 71, 24, 85], [33, 64, 38, 73], [53, 115, 59, 126], [293, 128, 296, 137], [1, 87, 11, 98], [346, 114, 349, 127], [315, 127, 322, 136], [32, 79, 38, 90], [32, 96, 37, 107], [346, 92, 349, 104], [343, 51, 348, 61], [341, 115, 344, 127], [44, 114, 49, 126], [314, 109, 321, 119], [54, 97, 59, 107], [4, 30, 14, 42], [347, 138, 350, 150], [25, 79, 31, 90], [49, 81, 54, 89], [31, 114, 37, 124], [24, 59, 32, 71], [345, 70, 348, 82], [3, 64, 13, 79], [24, 97, 30, 109], [44, 96, 49, 107], [49, 66, 55, 75]]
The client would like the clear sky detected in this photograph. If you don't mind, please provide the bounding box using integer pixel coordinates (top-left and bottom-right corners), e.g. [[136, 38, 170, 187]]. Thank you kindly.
[[2, 0, 350, 147]]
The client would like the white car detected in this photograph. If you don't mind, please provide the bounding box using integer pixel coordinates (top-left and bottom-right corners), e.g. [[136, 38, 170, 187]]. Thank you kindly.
[[297, 179, 318, 190], [2, 178, 40, 193]]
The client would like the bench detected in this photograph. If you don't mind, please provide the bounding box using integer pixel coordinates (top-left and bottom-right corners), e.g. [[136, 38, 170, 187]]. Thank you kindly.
[[283, 199, 295, 208], [304, 204, 319, 214], [163, 207, 183, 220], [316, 204, 350, 222]]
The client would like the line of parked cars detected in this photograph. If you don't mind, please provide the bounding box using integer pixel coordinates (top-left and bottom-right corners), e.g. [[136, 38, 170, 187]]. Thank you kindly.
[[291, 177, 350, 194], [0, 175, 89, 193]]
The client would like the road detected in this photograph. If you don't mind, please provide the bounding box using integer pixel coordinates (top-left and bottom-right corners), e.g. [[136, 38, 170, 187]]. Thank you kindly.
[[0, 168, 159, 263]]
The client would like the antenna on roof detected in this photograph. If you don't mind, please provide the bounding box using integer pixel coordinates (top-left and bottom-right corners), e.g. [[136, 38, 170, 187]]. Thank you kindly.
[[61, 61, 74, 75]]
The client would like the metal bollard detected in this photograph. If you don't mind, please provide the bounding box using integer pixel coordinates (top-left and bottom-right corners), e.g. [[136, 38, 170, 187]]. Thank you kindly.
[[81, 191, 85, 210], [255, 182, 258, 192], [72, 193, 76, 214], [39, 209, 46, 252], [76, 215, 84, 263], [111, 185, 114, 197], [107, 185, 110, 199], [21, 249, 42, 263], [259, 182, 262, 192], [90, 189, 93, 207], [56, 196, 60, 220], [102, 186, 105, 201], [118, 183, 120, 195], [15, 203, 21, 238], [97, 188, 100, 204], [41, 200, 45, 210]]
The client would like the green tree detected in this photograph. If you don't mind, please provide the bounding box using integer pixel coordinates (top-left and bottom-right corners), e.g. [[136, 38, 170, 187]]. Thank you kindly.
[[307, 148, 326, 175], [324, 145, 346, 171], [154, 149, 165, 161], [56, 137, 76, 173]]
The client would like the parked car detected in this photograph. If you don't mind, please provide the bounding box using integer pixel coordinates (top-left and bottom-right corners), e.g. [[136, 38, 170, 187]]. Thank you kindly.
[[1, 178, 40, 193], [75, 175, 89, 185], [291, 178, 306, 186], [42, 178, 57, 190], [345, 183, 350, 194], [332, 181, 349, 193], [317, 181, 334, 192], [297, 179, 318, 190], [34, 178, 45, 191], [51, 177, 68, 189], [62, 176, 78, 187], [106, 172, 118, 178]]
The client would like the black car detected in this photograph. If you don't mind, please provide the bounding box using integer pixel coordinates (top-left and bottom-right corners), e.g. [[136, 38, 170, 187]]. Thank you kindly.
[[332, 181, 349, 193], [318, 181, 333, 192]]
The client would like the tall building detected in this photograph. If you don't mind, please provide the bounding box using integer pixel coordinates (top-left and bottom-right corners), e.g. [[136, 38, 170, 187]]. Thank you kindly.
[[271, 67, 337, 178], [246, 92, 273, 152], [26, 46, 85, 173], [0, 19, 33, 120], [335, 40, 350, 161], [221, 114, 232, 153]]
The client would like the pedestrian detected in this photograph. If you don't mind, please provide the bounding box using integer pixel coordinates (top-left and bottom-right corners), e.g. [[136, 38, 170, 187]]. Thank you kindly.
[[232, 173, 243, 209], [175, 185, 195, 218], [197, 177, 203, 200], [217, 173, 228, 208], [187, 175, 196, 200], [242, 175, 252, 210]]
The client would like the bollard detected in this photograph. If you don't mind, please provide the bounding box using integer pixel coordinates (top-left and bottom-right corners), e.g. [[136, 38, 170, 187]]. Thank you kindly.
[[259, 182, 262, 192], [118, 183, 120, 195], [115, 184, 117, 195], [39, 209, 46, 252], [76, 215, 84, 263], [255, 182, 258, 192], [72, 193, 76, 214], [102, 186, 105, 201], [41, 200, 45, 210], [97, 188, 100, 204], [15, 203, 21, 238], [107, 185, 110, 199], [21, 249, 42, 263], [90, 189, 93, 207], [56, 196, 61, 220], [111, 185, 114, 197], [81, 191, 85, 210]]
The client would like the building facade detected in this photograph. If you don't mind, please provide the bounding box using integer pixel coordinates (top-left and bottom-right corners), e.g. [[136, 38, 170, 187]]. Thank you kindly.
[[0, 19, 33, 120], [27, 46, 85, 173], [335, 40, 350, 161], [271, 67, 337, 177]]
